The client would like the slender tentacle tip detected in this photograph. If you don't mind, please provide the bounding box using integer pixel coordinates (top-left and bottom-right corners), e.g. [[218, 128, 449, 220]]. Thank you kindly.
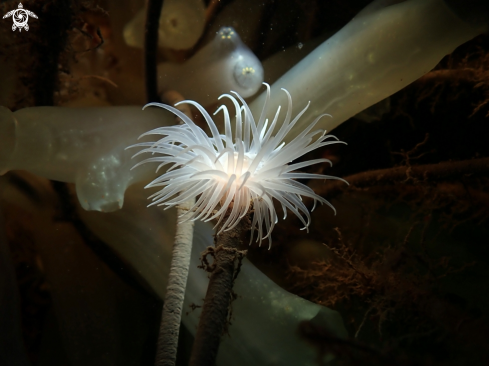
[[128, 83, 348, 248]]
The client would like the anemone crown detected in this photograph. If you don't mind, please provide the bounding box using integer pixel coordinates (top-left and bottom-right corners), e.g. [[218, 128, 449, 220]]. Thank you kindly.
[[130, 83, 347, 247]]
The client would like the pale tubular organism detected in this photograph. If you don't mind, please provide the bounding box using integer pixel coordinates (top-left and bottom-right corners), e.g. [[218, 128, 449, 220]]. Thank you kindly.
[[0, 106, 174, 212], [249, 0, 481, 142], [129, 84, 347, 247], [123, 0, 206, 50], [157, 27, 264, 106]]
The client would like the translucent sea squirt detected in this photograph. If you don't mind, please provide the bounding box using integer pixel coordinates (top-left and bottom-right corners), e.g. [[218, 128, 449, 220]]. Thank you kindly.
[[250, 0, 481, 141], [157, 27, 264, 106], [0, 106, 173, 212]]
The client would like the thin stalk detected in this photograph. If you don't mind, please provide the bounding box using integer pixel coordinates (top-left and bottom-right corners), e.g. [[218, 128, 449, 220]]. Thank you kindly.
[[189, 212, 250, 366], [155, 92, 195, 366], [155, 199, 195, 366]]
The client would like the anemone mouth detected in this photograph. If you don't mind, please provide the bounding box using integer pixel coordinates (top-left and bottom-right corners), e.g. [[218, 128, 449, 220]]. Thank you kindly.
[[216, 151, 254, 180]]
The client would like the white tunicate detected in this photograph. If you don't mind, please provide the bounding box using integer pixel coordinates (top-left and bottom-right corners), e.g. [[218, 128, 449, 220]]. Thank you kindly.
[[157, 27, 264, 106], [78, 186, 348, 366], [248, 0, 480, 142], [0, 106, 174, 212], [123, 0, 206, 50]]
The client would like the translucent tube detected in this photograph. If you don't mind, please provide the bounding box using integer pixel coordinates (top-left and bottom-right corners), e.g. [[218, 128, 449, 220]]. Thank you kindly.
[[0, 106, 173, 212], [157, 27, 264, 106], [248, 0, 480, 141]]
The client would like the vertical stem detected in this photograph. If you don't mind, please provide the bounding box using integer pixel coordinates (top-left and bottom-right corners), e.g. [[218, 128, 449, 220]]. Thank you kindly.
[[145, 0, 164, 103], [189, 213, 250, 366], [153, 92, 194, 366], [155, 199, 195, 366]]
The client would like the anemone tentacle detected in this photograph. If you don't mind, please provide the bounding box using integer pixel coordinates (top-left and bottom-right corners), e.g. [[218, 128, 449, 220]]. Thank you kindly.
[[130, 83, 347, 248]]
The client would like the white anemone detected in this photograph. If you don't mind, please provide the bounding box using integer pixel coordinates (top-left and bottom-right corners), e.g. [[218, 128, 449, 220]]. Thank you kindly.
[[130, 84, 347, 247]]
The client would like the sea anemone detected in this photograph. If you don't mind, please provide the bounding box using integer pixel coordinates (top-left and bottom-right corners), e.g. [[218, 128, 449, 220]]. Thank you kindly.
[[130, 83, 347, 247]]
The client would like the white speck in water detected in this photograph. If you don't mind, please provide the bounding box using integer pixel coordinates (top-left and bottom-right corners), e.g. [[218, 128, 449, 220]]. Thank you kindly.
[[297, 42, 303, 49]]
